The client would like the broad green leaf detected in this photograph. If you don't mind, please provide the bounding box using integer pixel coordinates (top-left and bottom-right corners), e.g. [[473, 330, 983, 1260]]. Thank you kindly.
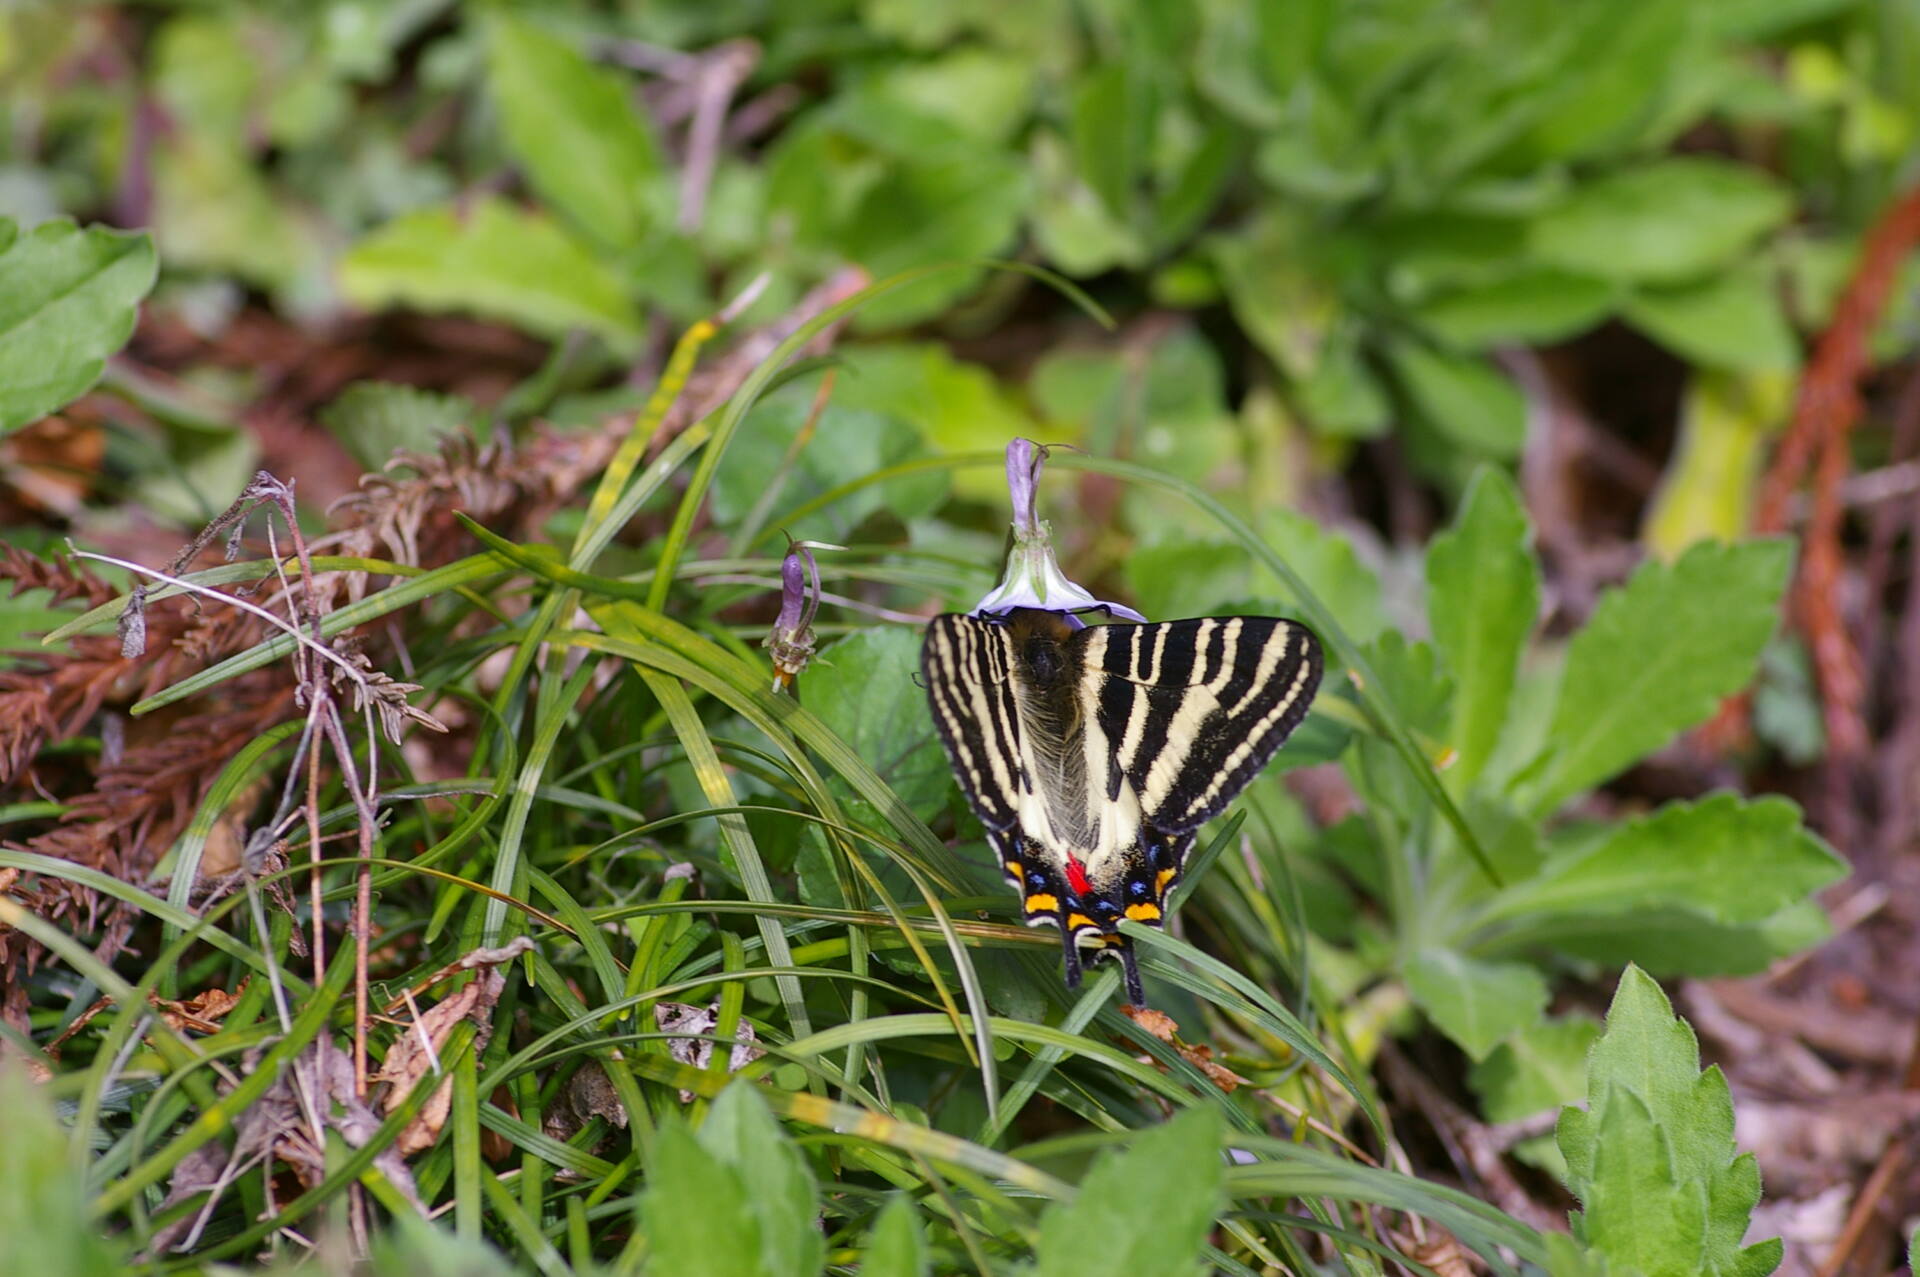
[[697, 1083, 825, 1277], [1416, 268, 1616, 348], [802, 628, 951, 823], [1544, 900, 1830, 979], [641, 1119, 766, 1277], [1404, 949, 1549, 1062], [1384, 341, 1527, 458], [486, 15, 660, 250], [1070, 62, 1154, 223], [863, 1195, 929, 1277], [1642, 371, 1792, 560], [831, 343, 1036, 502], [1623, 266, 1800, 373], [709, 378, 946, 543], [341, 198, 641, 349], [766, 89, 1031, 328], [1521, 538, 1792, 813], [1254, 508, 1387, 642], [1032, 1107, 1223, 1277], [1558, 966, 1783, 1277], [1470, 1013, 1602, 1123], [1528, 158, 1793, 285], [0, 1061, 122, 1273], [1208, 211, 1342, 380], [1491, 794, 1843, 928], [320, 381, 477, 469], [0, 218, 157, 433], [1426, 466, 1539, 783]]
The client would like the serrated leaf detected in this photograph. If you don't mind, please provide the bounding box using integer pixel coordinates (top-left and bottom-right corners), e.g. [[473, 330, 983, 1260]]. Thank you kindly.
[[320, 381, 477, 469], [1404, 949, 1549, 1061], [0, 218, 157, 433], [1528, 159, 1793, 285], [1558, 967, 1781, 1277], [641, 1119, 766, 1277], [1426, 466, 1540, 784], [1032, 1107, 1222, 1277], [1521, 539, 1792, 814], [1384, 340, 1527, 458], [697, 1083, 825, 1277], [341, 197, 641, 349], [1416, 268, 1616, 348], [801, 628, 951, 824], [1470, 1013, 1603, 1122], [863, 1195, 928, 1277], [1490, 793, 1845, 928], [1623, 266, 1800, 373], [486, 15, 660, 251]]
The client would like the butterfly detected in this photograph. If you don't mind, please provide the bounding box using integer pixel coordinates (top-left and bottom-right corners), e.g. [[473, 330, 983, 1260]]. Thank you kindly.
[[921, 607, 1324, 1005]]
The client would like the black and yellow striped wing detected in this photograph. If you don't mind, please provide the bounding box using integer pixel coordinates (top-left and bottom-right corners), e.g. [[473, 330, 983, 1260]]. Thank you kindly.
[[921, 608, 1323, 1004]]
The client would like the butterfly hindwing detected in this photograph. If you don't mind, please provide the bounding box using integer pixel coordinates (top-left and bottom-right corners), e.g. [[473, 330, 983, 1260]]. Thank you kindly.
[[921, 609, 1323, 1006]]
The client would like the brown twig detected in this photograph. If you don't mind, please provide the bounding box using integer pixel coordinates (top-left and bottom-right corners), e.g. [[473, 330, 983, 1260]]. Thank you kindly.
[[1813, 1012, 1920, 1277], [1753, 184, 1920, 763]]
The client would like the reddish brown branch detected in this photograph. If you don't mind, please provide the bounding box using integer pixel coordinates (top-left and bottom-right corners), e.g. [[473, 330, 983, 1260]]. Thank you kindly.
[[1756, 184, 1920, 761]]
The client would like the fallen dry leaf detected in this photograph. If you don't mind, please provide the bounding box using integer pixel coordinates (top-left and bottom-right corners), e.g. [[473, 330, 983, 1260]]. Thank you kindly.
[[374, 939, 529, 1156], [1121, 1004, 1179, 1042], [654, 1001, 764, 1102], [1119, 1004, 1248, 1091]]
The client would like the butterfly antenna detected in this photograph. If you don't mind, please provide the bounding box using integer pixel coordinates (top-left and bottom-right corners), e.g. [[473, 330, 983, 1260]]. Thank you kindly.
[[1060, 924, 1084, 989]]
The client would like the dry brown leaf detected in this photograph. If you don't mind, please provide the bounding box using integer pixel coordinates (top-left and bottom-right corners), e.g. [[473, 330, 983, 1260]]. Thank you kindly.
[[151, 983, 245, 1035], [1121, 1004, 1180, 1041], [375, 941, 528, 1156], [654, 1001, 765, 1102]]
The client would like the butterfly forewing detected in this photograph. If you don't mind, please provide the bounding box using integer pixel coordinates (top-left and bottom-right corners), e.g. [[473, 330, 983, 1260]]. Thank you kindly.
[[921, 613, 1027, 831]]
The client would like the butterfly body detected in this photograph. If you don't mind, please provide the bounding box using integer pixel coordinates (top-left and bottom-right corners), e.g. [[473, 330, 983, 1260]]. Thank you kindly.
[[922, 607, 1323, 1004]]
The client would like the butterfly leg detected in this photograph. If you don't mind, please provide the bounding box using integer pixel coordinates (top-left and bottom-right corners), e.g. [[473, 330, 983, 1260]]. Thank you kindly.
[[1114, 941, 1145, 1007], [1058, 921, 1085, 989]]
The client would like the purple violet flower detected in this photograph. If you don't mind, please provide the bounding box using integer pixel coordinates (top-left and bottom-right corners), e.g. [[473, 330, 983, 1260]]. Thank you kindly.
[[766, 538, 824, 693], [971, 439, 1146, 627]]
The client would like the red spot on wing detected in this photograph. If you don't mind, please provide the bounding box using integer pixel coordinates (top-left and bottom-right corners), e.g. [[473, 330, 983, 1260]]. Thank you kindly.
[[1064, 855, 1092, 896]]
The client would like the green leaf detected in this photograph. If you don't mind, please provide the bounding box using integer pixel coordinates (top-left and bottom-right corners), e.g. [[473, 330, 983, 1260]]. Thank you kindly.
[[1415, 267, 1616, 349], [1528, 159, 1794, 285], [1384, 340, 1527, 458], [1490, 793, 1845, 928], [320, 381, 477, 469], [697, 1083, 826, 1277], [0, 218, 157, 433], [1558, 966, 1783, 1277], [1032, 1107, 1223, 1277], [1544, 900, 1830, 980], [641, 1119, 767, 1277], [802, 628, 951, 823], [1470, 1013, 1603, 1123], [1623, 265, 1800, 373], [1254, 508, 1387, 642], [831, 343, 1035, 503], [1642, 371, 1792, 560], [1404, 949, 1549, 1062], [1426, 466, 1540, 783], [486, 15, 661, 251], [863, 1195, 929, 1277], [0, 1061, 122, 1273], [1521, 539, 1792, 813], [1070, 63, 1154, 223], [341, 198, 641, 349]]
